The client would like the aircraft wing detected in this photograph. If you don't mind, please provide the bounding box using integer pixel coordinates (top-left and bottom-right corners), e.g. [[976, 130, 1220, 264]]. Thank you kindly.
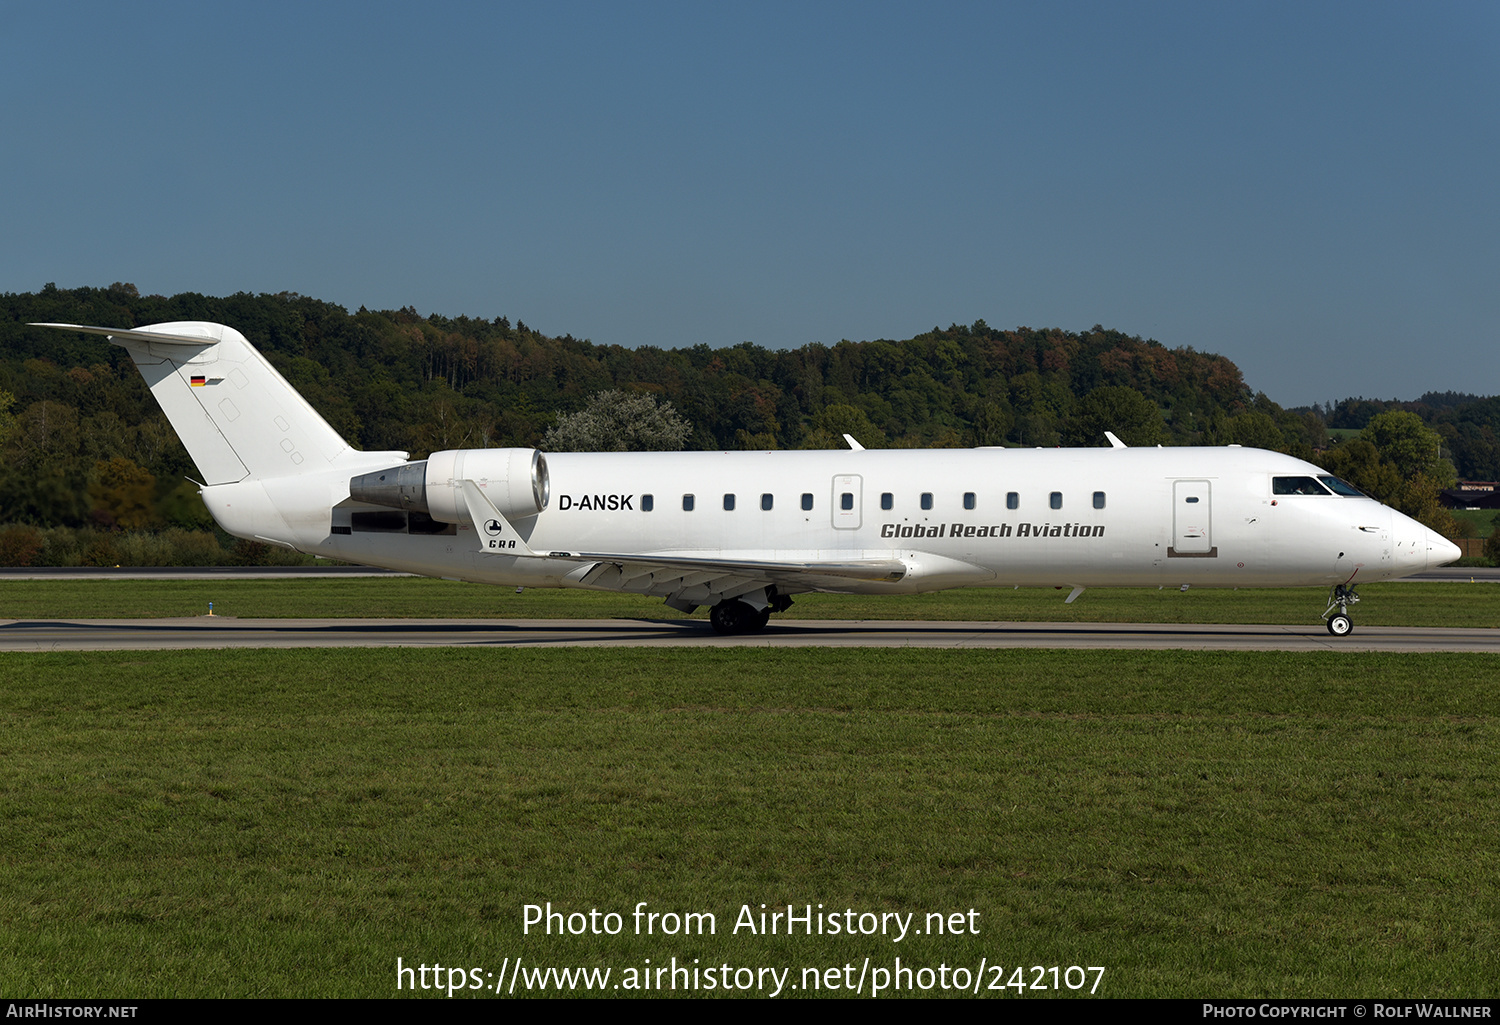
[[564, 552, 906, 609], [458, 479, 906, 604], [557, 551, 906, 582]]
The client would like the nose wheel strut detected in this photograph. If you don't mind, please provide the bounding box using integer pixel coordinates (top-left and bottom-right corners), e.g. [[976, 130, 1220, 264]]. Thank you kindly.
[[1322, 584, 1359, 636]]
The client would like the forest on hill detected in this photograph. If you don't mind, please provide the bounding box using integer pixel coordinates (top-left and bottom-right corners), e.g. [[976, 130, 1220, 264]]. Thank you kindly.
[[0, 283, 1493, 565], [1315, 392, 1500, 487]]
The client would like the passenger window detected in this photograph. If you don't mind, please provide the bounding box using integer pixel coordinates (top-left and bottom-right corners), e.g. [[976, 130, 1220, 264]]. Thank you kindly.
[[642, 494, 654, 512], [921, 493, 933, 511], [881, 493, 893, 510], [1093, 491, 1105, 510], [683, 494, 695, 511], [963, 492, 976, 510], [1050, 492, 1062, 510], [801, 493, 813, 511], [761, 493, 773, 511], [723, 494, 735, 511], [841, 492, 854, 511], [1006, 492, 1019, 510]]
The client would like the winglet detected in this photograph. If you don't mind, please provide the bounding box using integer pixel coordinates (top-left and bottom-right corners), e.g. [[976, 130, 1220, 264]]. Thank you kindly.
[[843, 434, 865, 451], [460, 480, 539, 556], [1105, 431, 1127, 449]]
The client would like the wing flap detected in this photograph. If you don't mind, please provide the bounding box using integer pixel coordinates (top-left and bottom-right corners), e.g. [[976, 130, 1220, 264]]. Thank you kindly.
[[557, 550, 907, 583]]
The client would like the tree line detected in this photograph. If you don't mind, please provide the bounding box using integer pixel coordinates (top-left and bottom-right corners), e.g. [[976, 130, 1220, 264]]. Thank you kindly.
[[0, 283, 1490, 564]]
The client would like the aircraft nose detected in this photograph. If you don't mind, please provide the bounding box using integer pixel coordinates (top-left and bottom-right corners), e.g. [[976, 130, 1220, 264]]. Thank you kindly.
[[1392, 514, 1463, 573], [1427, 529, 1461, 568]]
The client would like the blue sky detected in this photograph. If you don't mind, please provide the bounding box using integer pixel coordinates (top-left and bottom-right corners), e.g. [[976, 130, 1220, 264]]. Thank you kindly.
[[3, 1, 1495, 407]]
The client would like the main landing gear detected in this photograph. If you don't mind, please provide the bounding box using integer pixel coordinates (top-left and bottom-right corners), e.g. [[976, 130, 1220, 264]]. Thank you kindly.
[[1322, 584, 1359, 636], [708, 590, 794, 635], [709, 600, 771, 635]]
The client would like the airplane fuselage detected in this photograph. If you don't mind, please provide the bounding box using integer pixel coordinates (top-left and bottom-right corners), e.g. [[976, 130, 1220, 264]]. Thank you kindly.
[[271, 446, 1439, 596]]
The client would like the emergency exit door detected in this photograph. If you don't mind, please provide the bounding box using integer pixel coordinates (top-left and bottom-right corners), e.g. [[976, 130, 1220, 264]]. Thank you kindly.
[[831, 474, 862, 530]]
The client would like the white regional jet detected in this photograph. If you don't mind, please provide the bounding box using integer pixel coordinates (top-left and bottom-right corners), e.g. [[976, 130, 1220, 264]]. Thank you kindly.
[[39, 321, 1461, 636]]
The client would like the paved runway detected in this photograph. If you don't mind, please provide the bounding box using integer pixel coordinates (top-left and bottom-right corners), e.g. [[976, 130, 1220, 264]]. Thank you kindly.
[[3, 567, 1496, 582], [2, 617, 1496, 652]]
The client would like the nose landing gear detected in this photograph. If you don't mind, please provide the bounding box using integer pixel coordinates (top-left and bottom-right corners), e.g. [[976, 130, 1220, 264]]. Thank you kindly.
[[1322, 584, 1359, 636]]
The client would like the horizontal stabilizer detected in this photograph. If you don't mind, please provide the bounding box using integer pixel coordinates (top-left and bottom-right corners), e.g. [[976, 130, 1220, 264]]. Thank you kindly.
[[31, 322, 226, 347]]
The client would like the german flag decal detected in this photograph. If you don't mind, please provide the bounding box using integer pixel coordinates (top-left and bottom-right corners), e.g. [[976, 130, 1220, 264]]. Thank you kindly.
[[190, 375, 207, 387]]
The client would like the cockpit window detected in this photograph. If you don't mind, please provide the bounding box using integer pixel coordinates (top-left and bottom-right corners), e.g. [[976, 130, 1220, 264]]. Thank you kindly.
[[1317, 475, 1367, 497], [1273, 476, 1332, 496]]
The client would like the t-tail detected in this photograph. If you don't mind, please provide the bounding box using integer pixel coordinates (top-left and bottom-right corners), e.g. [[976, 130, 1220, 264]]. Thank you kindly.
[[34, 321, 410, 551]]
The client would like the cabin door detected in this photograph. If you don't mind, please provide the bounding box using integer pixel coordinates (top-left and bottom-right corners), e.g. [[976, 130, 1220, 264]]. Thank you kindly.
[[1171, 480, 1214, 556]]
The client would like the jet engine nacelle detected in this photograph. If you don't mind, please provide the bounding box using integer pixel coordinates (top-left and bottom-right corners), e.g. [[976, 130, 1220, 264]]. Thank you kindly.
[[349, 448, 549, 522]]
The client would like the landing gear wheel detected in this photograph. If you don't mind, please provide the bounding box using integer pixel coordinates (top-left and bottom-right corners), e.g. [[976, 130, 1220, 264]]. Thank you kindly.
[[1321, 584, 1359, 637], [753, 607, 771, 630], [710, 599, 763, 635]]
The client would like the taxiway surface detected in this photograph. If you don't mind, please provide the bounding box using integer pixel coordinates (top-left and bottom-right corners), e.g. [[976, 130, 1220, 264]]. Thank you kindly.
[[2, 617, 1496, 652]]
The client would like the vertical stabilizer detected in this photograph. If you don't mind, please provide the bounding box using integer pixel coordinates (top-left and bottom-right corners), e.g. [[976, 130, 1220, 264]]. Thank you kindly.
[[35, 321, 370, 484]]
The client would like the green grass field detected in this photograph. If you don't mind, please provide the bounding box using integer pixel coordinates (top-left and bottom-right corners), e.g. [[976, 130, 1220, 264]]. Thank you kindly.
[[2, 647, 1497, 998], [1450, 508, 1498, 539], [3, 576, 1499, 628]]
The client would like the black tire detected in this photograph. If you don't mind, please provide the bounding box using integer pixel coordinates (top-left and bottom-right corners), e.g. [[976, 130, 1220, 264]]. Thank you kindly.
[[1326, 613, 1353, 637], [710, 600, 750, 635]]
